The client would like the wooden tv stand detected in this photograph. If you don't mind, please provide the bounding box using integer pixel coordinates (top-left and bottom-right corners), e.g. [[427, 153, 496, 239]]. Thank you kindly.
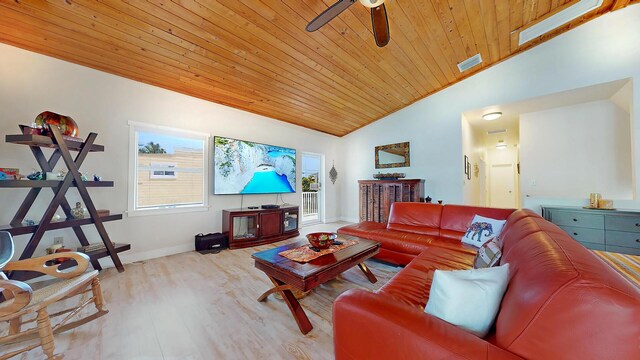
[[222, 206, 299, 249]]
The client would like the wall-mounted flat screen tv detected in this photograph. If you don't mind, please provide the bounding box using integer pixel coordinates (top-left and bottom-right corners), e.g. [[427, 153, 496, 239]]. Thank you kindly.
[[213, 136, 296, 195]]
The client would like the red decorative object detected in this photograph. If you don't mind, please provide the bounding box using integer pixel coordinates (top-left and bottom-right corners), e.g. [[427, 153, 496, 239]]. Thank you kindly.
[[306, 232, 337, 249], [54, 248, 72, 263], [35, 111, 79, 137]]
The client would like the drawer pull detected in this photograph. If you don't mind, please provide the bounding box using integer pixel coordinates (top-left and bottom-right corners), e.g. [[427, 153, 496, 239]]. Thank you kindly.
[[573, 219, 578, 222], [573, 232, 578, 236], [636, 223, 640, 227], [636, 239, 640, 243]]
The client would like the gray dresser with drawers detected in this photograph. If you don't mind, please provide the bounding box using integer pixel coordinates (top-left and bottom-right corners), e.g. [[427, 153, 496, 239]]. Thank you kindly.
[[542, 206, 640, 255]]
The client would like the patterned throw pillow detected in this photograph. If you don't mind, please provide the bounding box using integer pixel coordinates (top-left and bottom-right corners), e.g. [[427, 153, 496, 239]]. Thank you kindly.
[[474, 239, 502, 269], [462, 215, 507, 248]]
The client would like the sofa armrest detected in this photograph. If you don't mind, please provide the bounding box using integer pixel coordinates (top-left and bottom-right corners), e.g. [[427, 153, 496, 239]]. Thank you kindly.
[[333, 289, 521, 360]]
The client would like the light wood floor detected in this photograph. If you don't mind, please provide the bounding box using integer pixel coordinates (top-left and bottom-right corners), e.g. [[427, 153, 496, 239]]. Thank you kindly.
[[2, 223, 401, 360]]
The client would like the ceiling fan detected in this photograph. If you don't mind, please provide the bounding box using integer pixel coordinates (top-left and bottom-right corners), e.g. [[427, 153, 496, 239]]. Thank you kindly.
[[306, 0, 390, 47]]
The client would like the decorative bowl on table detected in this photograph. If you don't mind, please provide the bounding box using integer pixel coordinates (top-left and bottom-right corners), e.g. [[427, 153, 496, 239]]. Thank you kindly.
[[306, 232, 338, 250]]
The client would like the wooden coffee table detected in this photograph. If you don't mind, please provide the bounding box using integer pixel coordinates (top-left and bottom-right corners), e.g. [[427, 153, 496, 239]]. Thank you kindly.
[[252, 236, 380, 334]]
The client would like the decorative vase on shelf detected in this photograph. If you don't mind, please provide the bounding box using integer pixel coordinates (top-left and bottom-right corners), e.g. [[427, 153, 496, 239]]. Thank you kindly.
[[71, 202, 86, 219], [35, 111, 79, 137]]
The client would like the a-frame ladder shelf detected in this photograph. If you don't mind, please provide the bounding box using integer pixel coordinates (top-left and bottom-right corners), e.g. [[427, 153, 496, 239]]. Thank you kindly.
[[0, 180, 114, 188], [2, 125, 129, 281], [0, 214, 123, 236], [6, 133, 105, 151]]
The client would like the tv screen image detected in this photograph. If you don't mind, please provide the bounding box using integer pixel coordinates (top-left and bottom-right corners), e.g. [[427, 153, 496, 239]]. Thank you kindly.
[[214, 136, 296, 195]]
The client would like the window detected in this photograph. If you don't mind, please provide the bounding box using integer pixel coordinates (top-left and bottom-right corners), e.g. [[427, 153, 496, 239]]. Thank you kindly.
[[128, 122, 209, 215]]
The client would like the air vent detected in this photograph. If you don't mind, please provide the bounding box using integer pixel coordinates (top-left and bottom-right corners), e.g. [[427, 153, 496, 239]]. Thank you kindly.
[[487, 129, 507, 135], [518, 0, 603, 45], [457, 54, 482, 73]]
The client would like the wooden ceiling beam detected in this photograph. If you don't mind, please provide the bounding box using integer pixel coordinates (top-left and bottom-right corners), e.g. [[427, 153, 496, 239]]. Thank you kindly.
[[205, 0, 400, 115], [401, 0, 459, 82], [411, 0, 471, 77], [282, 0, 422, 102], [86, 0, 387, 124], [337, 1, 437, 95], [121, 0, 372, 124], [91, 0, 384, 120], [462, 0, 493, 67], [162, 0, 399, 114], [428, 0, 471, 64], [0, 4, 356, 131], [291, 0, 430, 96], [0, 0, 627, 136], [0, 17, 351, 135]]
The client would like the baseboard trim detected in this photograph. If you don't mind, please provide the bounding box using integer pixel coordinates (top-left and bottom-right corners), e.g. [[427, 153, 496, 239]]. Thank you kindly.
[[94, 243, 194, 269], [121, 243, 194, 264], [340, 217, 359, 223]]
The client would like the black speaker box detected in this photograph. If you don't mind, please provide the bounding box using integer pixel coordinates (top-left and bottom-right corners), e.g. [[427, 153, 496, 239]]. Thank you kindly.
[[261, 204, 280, 209], [195, 232, 228, 254]]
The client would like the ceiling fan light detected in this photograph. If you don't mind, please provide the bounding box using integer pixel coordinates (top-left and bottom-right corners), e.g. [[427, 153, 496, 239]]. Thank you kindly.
[[482, 112, 503, 121], [359, 0, 385, 8]]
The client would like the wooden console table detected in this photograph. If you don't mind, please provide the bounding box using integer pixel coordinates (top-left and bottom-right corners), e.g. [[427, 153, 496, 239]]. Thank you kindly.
[[222, 206, 299, 249], [359, 179, 425, 223]]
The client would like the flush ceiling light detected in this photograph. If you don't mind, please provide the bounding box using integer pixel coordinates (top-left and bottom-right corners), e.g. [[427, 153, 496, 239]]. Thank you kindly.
[[482, 112, 502, 121], [496, 140, 508, 149], [518, 0, 603, 45]]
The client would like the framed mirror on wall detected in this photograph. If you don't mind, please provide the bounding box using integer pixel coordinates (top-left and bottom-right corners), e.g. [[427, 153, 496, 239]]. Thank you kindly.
[[375, 142, 410, 169]]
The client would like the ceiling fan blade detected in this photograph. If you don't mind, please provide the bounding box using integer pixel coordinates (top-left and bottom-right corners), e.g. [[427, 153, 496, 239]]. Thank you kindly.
[[371, 4, 390, 47], [306, 0, 356, 32]]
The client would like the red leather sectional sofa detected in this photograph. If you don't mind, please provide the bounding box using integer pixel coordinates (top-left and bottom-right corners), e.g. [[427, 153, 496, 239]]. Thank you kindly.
[[334, 203, 640, 359]]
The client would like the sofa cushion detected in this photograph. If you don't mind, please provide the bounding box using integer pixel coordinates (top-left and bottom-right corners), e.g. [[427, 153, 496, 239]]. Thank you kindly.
[[440, 205, 514, 241], [338, 216, 480, 266], [377, 247, 475, 307], [387, 202, 442, 236], [495, 214, 640, 360], [365, 231, 437, 256], [375, 248, 419, 266], [337, 221, 387, 238]]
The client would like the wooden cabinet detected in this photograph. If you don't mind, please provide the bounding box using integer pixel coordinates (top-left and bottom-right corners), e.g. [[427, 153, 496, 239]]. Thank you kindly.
[[359, 179, 425, 223], [259, 212, 283, 238], [542, 206, 640, 255], [222, 206, 299, 249]]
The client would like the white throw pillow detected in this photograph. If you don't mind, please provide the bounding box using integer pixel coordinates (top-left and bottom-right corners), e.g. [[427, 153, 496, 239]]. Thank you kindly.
[[424, 264, 510, 338], [462, 215, 507, 247]]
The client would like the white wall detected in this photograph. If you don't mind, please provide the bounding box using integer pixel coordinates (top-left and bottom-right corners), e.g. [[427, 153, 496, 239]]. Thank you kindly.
[[341, 5, 640, 218], [520, 99, 632, 204], [461, 115, 482, 206], [0, 43, 342, 264]]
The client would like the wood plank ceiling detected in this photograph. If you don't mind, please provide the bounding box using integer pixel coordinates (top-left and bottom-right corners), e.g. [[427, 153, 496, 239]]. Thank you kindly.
[[0, 0, 635, 136]]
